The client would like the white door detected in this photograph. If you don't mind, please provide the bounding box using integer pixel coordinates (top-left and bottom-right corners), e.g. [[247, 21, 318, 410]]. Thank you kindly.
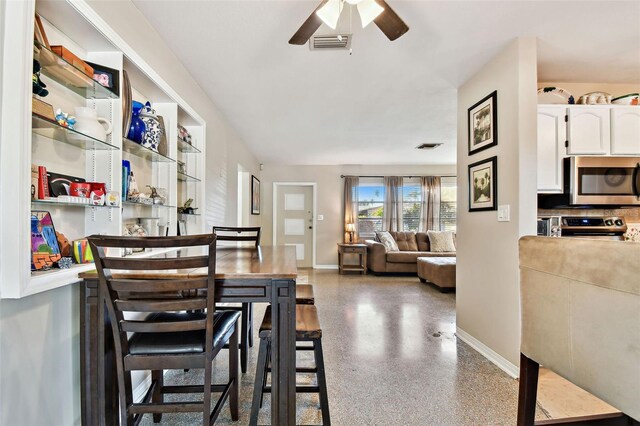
[[611, 107, 640, 155], [276, 185, 313, 268], [567, 105, 610, 155], [537, 106, 566, 193]]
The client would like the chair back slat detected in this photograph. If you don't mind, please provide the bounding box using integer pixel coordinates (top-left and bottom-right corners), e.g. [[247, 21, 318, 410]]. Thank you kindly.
[[212, 226, 261, 247], [110, 278, 208, 293], [90, 234, 214, 249], [115, 298, 207, 312], [121, 318, 207, 333], [88, 234, 217, 370], [101, 256, 208, 271]]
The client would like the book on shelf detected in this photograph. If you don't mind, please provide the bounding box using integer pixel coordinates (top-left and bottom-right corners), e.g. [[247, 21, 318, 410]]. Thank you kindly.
[[38, 165, 49, 199]]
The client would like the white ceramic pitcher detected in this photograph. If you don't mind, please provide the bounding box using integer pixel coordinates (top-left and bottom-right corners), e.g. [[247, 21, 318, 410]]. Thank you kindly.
[[74, 107, 112, 142]]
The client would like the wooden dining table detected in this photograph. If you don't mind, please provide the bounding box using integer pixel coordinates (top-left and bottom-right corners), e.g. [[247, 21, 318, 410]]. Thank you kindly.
[[78, 245, 298, 426]]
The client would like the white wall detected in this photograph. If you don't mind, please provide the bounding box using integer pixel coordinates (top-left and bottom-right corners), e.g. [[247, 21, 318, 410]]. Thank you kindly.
[[455, 38, 538, 375], [0, 1, 260, 424], [260, 164, 456, 267]]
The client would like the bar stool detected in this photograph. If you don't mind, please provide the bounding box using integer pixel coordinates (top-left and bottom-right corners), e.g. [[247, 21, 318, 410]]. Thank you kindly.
[[250, 302, 330, 426]]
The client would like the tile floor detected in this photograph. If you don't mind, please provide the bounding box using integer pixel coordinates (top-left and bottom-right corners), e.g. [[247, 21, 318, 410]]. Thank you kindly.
[[140, 270, 548, 425]]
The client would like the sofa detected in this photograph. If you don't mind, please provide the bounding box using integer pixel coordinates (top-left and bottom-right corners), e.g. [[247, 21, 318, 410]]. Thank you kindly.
[[365, 231, 456, 274]]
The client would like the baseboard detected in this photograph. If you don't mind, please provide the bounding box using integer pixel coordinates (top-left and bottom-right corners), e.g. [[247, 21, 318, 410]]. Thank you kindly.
[[456, 327, 519, 379], [314, 264, 339, 270], [133, 372, 153, 403]]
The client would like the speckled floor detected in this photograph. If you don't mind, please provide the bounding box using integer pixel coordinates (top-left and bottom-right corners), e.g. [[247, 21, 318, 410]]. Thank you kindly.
[[139, 270, 546, 425]]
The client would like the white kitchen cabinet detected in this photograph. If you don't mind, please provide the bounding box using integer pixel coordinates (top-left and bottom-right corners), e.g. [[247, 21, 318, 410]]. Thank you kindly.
[[610, 107, 640, 155], [537, 106, 566, 192], [567, 106, 610, 155]]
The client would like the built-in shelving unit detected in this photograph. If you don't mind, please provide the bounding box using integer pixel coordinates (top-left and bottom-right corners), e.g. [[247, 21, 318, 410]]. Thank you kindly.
[[122, 138, 175, 163], [31, 199, 118, 209], [32, 115, 119, 150], [177, 138, 201, 154], [0, 0, 206, 298], [34, 40, 118, 99], [177, 171, 201, 182]]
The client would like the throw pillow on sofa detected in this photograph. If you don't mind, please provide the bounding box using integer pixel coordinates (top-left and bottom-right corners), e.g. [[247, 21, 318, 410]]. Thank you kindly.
[[427, 230, 456, 252], [376, 231, 399, 252]]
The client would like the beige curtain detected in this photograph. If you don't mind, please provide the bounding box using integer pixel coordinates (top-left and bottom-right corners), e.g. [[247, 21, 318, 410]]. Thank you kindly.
[[383, 176, 403, 232], [419, 176, 441, 232], [343, 176, 359, 243]]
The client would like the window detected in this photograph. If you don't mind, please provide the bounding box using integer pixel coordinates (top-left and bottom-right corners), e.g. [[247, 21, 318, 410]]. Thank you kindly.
[[440, 177, 457, 232], [355, 176, 457, 237], [402, 178, 421, 232], [357, 178, 384, 238]]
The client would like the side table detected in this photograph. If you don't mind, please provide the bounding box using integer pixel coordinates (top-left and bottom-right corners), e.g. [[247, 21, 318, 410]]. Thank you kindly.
[[337, 243, 367, 275]]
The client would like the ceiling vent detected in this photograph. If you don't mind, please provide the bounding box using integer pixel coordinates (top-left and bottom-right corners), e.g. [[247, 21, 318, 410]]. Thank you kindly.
[[310, 34, 352, 50], [416, 143, 444, 150]]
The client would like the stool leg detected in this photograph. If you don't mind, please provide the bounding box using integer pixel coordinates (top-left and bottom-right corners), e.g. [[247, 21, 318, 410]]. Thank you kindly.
[[152, 370, 163, 423], [314, 339, 331, 426], [250, 336, 269, 426], [260, 341, 271, 409], [248, 302, 254, 348], [229, 321, 240, 421], [517, 353, 539, 426], [240, 304, 249, 374]]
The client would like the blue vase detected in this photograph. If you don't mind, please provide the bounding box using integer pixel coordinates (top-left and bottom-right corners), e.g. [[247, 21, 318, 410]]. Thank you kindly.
[[127, 101, 146, 143]]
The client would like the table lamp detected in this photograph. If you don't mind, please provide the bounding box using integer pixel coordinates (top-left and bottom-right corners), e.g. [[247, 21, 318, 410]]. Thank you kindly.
[[345, 223, 356, 243]]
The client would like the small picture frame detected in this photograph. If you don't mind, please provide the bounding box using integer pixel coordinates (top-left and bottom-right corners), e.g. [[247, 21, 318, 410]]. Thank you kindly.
[[468, 156, 497, 212], [32, 97, 55, 121], [468, 90, 498, 155], [251, 175, 260, 215], [85, 61, 120, 96]]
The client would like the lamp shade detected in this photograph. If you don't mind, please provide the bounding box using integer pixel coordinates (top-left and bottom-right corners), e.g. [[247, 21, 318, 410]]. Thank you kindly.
[[345, 223, 356, 232], [316, 0, 342, 30], [357, 0, 384, 28]]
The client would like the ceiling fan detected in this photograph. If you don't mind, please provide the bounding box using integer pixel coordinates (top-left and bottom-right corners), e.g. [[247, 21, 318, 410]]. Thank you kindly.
[[289, 0, 409, 45]]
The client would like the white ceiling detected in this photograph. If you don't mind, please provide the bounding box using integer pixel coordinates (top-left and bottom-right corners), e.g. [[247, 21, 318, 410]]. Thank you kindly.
[[132, 0, 640, 165]]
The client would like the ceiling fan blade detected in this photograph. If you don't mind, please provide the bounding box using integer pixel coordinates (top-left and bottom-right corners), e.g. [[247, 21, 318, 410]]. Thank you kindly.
[[289, 0, 329, 45], [373, 0, 409, 41]]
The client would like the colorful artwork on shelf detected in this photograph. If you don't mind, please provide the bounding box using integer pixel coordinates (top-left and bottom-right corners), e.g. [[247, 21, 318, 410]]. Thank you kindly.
[[73, 239, 94, 264], [31, 211, 62, 271]]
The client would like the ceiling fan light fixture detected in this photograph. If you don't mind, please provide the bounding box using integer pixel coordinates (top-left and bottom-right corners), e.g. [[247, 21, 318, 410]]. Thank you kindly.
[[357, 0, 384, 28], [316, 0, 342, 30]]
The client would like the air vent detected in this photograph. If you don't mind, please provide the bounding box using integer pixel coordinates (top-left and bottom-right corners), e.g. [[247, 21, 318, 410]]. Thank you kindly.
[[310, 34, 352, 50], [416, 143, 443, 150]]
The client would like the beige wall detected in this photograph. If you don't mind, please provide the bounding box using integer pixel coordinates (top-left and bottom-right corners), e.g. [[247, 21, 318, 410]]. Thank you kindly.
[[0, 1, 259, 424], [260, 164, 456, 266], [456, 38, 538, 373], [538, 82, 640, 101]]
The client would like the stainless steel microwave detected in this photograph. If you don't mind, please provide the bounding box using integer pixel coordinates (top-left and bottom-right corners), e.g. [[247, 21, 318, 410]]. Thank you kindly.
[[568, 156, 640, 205], [539, 156, 640, 208]]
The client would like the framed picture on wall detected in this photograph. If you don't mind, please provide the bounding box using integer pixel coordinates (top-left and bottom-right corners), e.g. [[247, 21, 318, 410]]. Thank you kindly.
[[468, 156, 497, 212], [468, 90, 498, 155], [251, 175, 260, 215]]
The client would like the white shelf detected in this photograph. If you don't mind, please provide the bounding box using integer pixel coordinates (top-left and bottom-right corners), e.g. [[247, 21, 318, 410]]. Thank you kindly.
[[0, 0, 207, 298]]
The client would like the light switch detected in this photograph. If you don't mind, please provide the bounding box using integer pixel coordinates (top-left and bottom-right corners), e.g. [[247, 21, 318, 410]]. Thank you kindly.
[[497, 205, 510, 222], [317, 214, 324, 221]]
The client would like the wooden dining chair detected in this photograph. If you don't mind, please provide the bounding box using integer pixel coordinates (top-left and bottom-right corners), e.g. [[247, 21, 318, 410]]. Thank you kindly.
[[212, 226, 261, 373], [88, 234, 240, 426]]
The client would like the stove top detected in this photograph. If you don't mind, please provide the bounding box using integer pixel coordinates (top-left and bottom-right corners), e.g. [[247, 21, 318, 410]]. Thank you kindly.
[[561, 216, 627, 237]]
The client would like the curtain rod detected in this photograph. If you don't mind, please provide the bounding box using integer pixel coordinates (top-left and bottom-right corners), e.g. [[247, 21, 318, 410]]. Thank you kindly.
[[340, 175, 457, 178]]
